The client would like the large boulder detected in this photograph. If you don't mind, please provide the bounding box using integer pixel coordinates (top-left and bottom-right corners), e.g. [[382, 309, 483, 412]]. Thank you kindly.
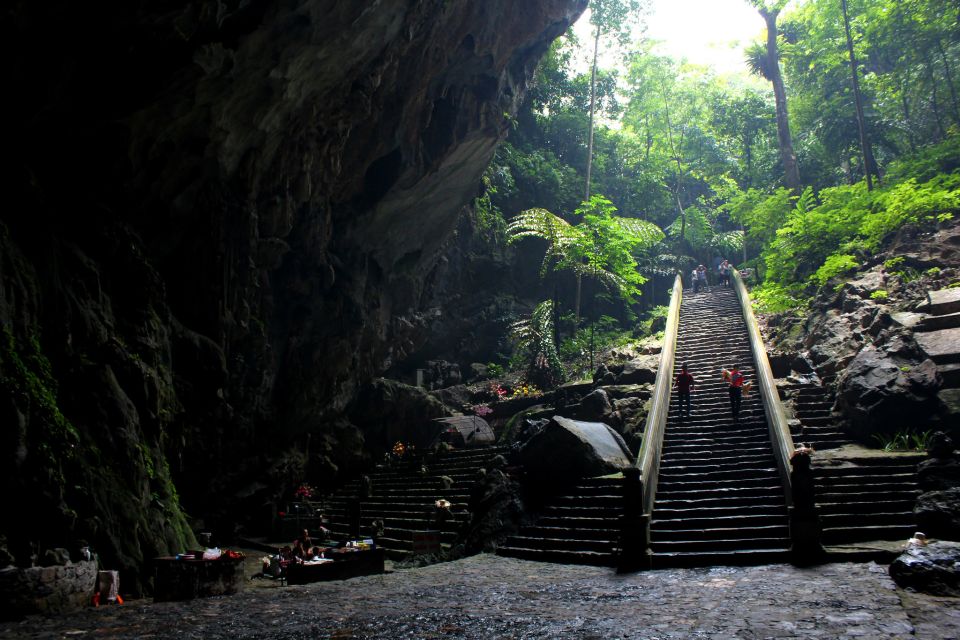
[[613, 355, 659, 385], [835, 343, 942, 440], [890, 540, 960, 597], [519, 416, 634, 483], [915, 488, 960, 541], [577, 388, 613, 422]]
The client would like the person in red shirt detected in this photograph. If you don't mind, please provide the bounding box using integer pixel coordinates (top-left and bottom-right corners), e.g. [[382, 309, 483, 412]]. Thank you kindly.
[[674, 363, 695, 419], [723, 364, 746, 421]]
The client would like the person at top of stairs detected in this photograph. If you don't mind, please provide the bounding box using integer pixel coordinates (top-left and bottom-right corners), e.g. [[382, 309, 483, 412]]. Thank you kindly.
[[674, 363, 696, 420], [722, 364, 750, 422]]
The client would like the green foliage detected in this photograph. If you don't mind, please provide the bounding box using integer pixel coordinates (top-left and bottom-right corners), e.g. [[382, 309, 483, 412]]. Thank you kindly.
[[486, 362, 504, 378], [473, 165, 510, 241], [559, 315, 635, 378], [508, 195, 663, 306], [509, 300, 564, 387], [812, 254, 860, 286], [870, 289, 889, 301], [750, 283, 809, 314], [872, 429, 935, 452]]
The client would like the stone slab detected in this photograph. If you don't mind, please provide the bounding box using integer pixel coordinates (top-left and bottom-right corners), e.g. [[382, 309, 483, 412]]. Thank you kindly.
[[891, 311, 926, 329], [919, 311, 960, 331], [915, 327, 960, 364], [926, 288, 960, 316]]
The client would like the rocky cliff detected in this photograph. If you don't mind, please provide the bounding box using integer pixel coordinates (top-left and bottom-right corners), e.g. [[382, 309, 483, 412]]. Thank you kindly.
[[1, 0, 586, 593]]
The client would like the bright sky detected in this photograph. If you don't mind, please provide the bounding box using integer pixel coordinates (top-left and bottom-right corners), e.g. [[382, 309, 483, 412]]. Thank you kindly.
[[573, 0, 772, 76]]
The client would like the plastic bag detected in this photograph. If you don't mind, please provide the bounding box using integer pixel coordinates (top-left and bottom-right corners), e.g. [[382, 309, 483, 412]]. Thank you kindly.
[[202, 547, 221, 560]]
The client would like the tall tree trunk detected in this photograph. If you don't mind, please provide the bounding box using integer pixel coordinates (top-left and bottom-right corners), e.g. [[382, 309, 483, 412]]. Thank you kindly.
[[760, 8, 801, 193], [899, 76, 917, 152], [926, 55, 946, 140], [936, 37, 960, 125], [585, 23, 601, 202], [576, 23, 602, 329], [661, 78, 686, 241], [841, 0, 877, 190]]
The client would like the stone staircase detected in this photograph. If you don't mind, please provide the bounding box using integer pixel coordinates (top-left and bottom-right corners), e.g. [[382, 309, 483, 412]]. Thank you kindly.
[[786, 383, 848, 451], [814, 456, 923, 546], [325, 446, 510, 559], [650, 287, 791, 568], [911, 287, 960, 387], [495, 477, 623, 566]]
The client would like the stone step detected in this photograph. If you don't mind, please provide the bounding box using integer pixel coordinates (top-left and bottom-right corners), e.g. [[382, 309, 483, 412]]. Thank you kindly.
[[519, 526, 621, 541], [495, 546, 617, 566], [919, 288, 960, 316], [536, 516, 620, 530], [817, 489, 920, 503], [651, 536, 789, 554], [540, 505, 623, 519], [655, 485, 785, 502], [915, 327, 960, 364], [654, 476, 781, 493], [652, 524, 789, 542], [657, 467, 779, 483], [651, 548, 791, 569], [919, 311, 960, 331], [817, 499, 917, 514], [502, 536, 617, 554], [820, 511, 915, 528], [822, 524, 916, 544], [658, 452, 773, 467], [651, 513, 787, 531], [939, 362, 960, 386], [657, 494, 787, 511]]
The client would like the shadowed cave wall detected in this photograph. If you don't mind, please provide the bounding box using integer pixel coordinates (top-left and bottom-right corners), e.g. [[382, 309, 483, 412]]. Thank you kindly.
[[1, 0, 586, 592]]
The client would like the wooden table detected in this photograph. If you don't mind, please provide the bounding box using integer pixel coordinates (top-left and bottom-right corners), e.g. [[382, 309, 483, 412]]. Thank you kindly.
[[285, 548, 385, 585]]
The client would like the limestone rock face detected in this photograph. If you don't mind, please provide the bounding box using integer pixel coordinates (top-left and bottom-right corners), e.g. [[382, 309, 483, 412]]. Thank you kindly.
[[2, 0, 586, 590], [835, 344, 942, 440]]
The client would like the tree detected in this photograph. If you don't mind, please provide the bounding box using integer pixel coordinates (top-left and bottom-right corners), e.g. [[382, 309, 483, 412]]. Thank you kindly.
[[507, 195, 664, 321], [584, 0, 650, 201], [746, 0, 802, 192], [840, 0, 879, 190]]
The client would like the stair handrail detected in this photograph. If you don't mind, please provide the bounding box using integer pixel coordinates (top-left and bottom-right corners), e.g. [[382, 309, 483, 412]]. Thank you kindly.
[[731, 269, 795, 506], [636, 273, 683, 516]]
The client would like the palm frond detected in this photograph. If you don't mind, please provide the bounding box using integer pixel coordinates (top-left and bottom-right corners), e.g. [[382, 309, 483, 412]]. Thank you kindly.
[[710, 230, 745, 255], [612, 217, 666, 249]]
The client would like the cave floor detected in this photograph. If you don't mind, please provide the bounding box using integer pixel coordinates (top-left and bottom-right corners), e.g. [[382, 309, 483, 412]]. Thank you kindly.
[[1, 554, 958, 639]]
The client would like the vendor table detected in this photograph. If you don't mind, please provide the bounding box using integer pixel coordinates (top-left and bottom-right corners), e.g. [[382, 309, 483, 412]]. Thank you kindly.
[[285, 548, 385, 585]]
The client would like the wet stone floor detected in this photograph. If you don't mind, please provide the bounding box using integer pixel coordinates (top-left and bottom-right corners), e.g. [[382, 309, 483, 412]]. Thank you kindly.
[[1, 554, 958, 639]]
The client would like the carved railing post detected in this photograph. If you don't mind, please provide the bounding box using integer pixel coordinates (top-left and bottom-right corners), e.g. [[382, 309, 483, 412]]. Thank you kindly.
[[789, 449, 825, 564]]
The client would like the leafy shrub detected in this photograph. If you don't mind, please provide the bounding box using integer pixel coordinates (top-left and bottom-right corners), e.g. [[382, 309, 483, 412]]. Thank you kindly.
[[870, 290, 889, 301], [750, 283, 808, 314], [811, 254, 859, 286], [872, 429, 935, 452]]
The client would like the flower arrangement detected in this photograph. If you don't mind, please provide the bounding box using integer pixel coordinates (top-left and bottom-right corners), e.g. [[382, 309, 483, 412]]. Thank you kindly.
[[472, 404, 493, 417], [511, 383, 540, 398], [294, 484, 315, 499], [490, 383, 508, 400]]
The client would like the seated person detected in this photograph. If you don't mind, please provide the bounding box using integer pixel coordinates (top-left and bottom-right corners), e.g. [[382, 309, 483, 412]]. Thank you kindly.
[[293, 529, 313, 559]]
